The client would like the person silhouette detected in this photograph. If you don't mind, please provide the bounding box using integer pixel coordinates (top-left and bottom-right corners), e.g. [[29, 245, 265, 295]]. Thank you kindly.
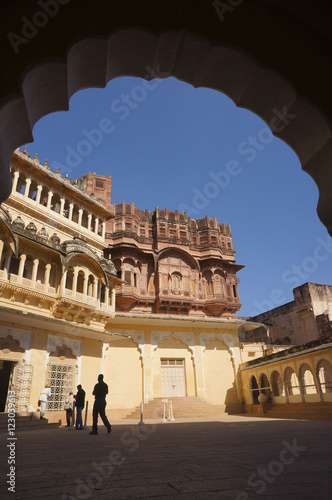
[[90, 374, 111, 435]]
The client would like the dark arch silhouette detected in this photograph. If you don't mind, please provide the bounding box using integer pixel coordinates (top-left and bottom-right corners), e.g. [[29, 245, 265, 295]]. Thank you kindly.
[[1, 1, 331, 232]]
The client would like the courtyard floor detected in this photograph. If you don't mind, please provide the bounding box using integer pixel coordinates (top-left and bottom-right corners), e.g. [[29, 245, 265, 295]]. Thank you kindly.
[[0, 415, 331, 500]]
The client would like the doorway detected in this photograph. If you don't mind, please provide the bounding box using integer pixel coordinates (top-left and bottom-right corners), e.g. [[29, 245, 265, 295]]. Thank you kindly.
[[161, 359, 186, 397], [0, 360, 15, 412]]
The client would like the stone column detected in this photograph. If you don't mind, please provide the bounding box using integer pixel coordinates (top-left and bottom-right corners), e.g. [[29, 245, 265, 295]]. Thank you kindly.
[[18, 254, 26, 282], [24, 178, 31, 197], [94, 217, 99, 234], [102, 221, 106, 240], [44, 263, 51, 292], [0, 240, 4, 265], [4, 249, 13, 280], [72, 269, 78, 294], [60, 198, 65, 216], [31, 259, 39, 283], [47, 191, 53, 209], [69, 203, 74, 221], [12, 171, 20, 192], [111, 287, 116, 310], [83, 274, 88, 297], [35, 185, 42, 204], [61, 269, 67, 295], [78, 209, 83, 226], [104, 286, 109, 307], [298, 371, 305, 403], [93, 280, 98, 301], [87, 214, 92, 231]]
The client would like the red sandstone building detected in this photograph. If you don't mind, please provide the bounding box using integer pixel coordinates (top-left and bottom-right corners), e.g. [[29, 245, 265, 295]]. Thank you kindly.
[[76, 172, 243, 317]]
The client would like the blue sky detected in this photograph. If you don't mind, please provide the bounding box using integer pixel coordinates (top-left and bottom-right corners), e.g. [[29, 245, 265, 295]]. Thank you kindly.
[[22, 76, 332, 317]]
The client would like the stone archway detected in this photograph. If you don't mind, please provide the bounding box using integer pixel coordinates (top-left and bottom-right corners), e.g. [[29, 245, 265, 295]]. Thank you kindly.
[[1, 2, 331, 231]]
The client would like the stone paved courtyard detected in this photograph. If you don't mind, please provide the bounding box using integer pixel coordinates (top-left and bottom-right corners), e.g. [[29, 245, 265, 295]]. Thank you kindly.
[[0, 415, 331, 499]]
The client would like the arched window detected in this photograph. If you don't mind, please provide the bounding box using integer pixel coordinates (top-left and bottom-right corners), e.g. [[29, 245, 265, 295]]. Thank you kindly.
[[77, 271, 84, 293], [49, 264, 58, 289], [214, 273, 223, 294], [260, 373, 272, 401], [8, 254, 20, 275], [51, 193, 61, 214], [300, 364, 317, 394], [72, 204, 79, 223], [171, 273, 181, 292], [87, 274, 94, 296], [0, 248, 8, 270], [204, 274, 213, 297], [100, 284, 106, 303], [317, 360, 332, 393], [250, 375, 259, 404], [65, 267, 74, 290], [124, 265, 131, 285], [16, 173, 27, 195], [284, 367, 300, 396], [40, 187, 48, 206], [36, 259, 46, 284], [81, 210, 89, 228], [23, 256, 34, 280]]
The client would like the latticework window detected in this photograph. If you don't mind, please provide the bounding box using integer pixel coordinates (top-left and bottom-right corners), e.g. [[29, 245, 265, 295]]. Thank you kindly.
[[13, 362, 33, 412], [47, 363, 75, 410]]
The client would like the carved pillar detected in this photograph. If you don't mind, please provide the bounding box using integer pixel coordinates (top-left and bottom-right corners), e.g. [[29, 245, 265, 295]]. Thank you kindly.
[[18, 254, 26, 282], [0, 240, 4, 264], [93, 280, 98, 301], [83, 273, 88, 297], [60, 198, 65, 216], [44, 263, 51, 292], [111, 287, 116, 310], [35, 185, 42, 204], [78, 209, 83, 226], [24, 178, 31, 197], [31, 259, 39, 283], [61, 269, 67, 295], [12, 171, 19, 192], [4, 249, 13, 280], [68, 203, 74, 221], [72, 269, 78, 294], [87, 214, 92, 231], [102, 221, 106, 239], [94, 217, 99, 234], [104, 286, 109, 307], [47, 191, 53, 209]]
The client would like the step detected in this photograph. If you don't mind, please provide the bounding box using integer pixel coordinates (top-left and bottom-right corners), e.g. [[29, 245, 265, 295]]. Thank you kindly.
[[0, 412, 59, 432], [126, 397, 227, 419], [263, 402, 332, 420]]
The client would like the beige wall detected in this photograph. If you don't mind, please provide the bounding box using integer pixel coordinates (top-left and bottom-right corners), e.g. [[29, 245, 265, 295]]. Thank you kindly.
[[203, 338, 237, 406], [104, 337, 142, 408]]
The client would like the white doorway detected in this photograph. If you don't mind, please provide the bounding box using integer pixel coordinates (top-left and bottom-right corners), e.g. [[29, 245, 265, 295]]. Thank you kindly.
[[161, 359, 186, 397]]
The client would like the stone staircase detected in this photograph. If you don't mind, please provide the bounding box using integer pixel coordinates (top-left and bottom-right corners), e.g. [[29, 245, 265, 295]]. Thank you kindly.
[[0, 412, 59, 432], [125, 397, 227, 419], [261, 402, 332, 420]]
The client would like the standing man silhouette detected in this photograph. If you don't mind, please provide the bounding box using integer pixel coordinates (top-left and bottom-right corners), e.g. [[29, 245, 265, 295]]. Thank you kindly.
[[90, 374, 112, 435]]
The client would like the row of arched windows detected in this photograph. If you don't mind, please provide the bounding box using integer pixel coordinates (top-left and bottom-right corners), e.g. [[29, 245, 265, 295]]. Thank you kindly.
[[250, 359, 332, 404]]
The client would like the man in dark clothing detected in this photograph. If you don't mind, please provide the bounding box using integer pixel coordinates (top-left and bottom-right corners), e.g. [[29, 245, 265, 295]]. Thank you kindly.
[[90, 374, 112, 435], [74, 384, 85, 430]]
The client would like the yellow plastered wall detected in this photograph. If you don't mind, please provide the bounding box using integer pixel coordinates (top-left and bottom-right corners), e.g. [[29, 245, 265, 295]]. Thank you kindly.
[[80, 339, 103, 406], [104, 338, 142, 408], [203, 338, 237, 405], [152, 336, 196, 398], [29, 330, 49, 409]]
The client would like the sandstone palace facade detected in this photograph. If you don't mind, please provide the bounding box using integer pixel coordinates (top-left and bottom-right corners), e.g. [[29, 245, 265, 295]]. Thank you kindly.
[[1, 151, 332, 423]]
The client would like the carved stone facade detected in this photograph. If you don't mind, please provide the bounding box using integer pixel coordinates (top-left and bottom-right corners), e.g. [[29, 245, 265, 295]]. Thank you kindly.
[[75, 173, 243, 317]]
